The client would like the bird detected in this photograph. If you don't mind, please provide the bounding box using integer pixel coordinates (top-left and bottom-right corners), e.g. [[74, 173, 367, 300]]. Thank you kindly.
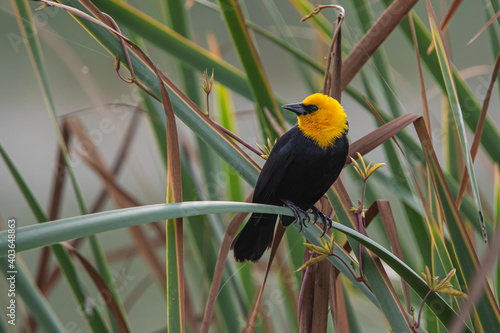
[[232, 93, 349, 262]]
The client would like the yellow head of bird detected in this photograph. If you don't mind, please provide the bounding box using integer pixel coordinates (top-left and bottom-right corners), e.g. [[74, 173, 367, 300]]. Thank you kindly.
[[282, 93, 348, 148]]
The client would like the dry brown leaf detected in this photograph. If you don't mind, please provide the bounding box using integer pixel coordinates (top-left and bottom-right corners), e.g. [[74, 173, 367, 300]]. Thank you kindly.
[[67, 117, 168, 289], [468, 8, 500, 45], [62, 243, 130, 333], [35, 119, 71, 290], [376, 200, 412, 313], [311, 260, 330, 333], [408, 14, 431, 136], [329, 270, 350, 333], [331, 23, 342, 101], [245, 224, 286, 333], [346, 114, 421, 165], [39, 110, 142, 296], [299, 248, 315, 332]]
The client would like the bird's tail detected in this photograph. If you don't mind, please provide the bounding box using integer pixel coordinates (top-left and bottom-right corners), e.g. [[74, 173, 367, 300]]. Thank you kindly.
[[232, 213, 277, 262]]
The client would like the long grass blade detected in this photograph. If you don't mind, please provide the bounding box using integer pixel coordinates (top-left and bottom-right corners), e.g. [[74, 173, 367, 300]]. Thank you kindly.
[[373, 200, 412, 312], [157, 53, 185, 333], [351, 0, 403, 118], [0, 145, 109, 332], [426, 0, 486, 241], [449, 225, 500, 332], [217, 0, 284, 139], [0, 198, 474, 331], [382, 2, 500, 163], [66, 117, 167, 290], [63, 243, 130, 333], [426, 0, 463, 54], [408, 14, 431, 133], [456, 51, 500, 207], [14, 3, 124, 329], [0, 257, 64, 332], [414, 117, 500, 331]]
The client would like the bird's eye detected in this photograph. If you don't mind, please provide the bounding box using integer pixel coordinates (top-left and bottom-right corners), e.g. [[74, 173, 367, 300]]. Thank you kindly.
[[310, 105, 318, 112]]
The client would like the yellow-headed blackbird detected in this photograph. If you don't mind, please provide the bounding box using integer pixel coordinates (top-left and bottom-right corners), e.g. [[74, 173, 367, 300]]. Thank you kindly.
[[232, 93, 349, 262]]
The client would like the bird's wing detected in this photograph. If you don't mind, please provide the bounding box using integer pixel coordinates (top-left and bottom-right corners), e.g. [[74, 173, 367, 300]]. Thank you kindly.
[[253, 136, 295, 204]]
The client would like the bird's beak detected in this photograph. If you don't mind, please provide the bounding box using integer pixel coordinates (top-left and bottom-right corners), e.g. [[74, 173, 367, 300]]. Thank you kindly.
[[282, 103, 307, 116]]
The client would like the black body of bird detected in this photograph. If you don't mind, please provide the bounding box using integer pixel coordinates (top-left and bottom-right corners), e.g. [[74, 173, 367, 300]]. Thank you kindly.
[[232, 93, 349, 262]]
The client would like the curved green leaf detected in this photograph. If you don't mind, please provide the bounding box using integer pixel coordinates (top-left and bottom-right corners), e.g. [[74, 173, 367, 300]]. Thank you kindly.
[[0, 200, 471, 331]]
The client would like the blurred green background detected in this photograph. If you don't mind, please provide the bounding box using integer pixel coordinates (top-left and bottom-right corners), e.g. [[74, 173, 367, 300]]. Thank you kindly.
[[1, 0, 500, 332]]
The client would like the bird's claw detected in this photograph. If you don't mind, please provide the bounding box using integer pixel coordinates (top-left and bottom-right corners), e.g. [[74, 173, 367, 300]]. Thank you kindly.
[[282, 199, 310, 231], [310, 206, 333, 237]]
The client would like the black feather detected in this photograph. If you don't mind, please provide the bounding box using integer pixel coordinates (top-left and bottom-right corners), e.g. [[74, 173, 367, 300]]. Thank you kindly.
[[232, 126, 349, 262]]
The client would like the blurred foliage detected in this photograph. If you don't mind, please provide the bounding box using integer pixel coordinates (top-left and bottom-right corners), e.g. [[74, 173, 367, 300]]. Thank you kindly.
[[1, 0, 500, 332]]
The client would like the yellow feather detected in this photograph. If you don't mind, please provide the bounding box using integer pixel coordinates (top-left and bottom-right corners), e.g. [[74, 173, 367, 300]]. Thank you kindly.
[[297, 93, 348, 148]]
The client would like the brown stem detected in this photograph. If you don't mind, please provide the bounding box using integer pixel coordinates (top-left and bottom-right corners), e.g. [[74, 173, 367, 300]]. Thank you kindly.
[[300, 5, 345, 95], [358, 180, 367, 277], [206, 92, 210, 116], [298, 250, 314, 323], [213, 122, 264, 157], [415, 289, 433, 329]]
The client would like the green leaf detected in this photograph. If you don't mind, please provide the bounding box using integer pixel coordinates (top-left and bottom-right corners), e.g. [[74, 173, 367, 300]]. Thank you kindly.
[[380, 0, 500, 164], [0, 257, 65, 332], [427, 0, 485, 240], [299, 208, 471, 332], [351, 0, 403, 118], [216, 83, 244, 202], [0, 145, 110, 332], [295, 254, 330, 271], [217, 0, 285, 139], [0, 200, 472, 331], [415, 118, 500, 331], [12, 2, 124, 329]]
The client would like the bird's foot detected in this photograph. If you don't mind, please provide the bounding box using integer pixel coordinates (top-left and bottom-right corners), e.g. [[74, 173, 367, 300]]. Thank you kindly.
[[310, 206, 333, 237], [282, 199, 310, 231]]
